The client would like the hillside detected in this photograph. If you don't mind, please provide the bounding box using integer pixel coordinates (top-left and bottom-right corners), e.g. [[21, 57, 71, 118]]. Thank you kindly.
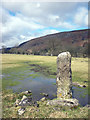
[[3, 29, 89, 57]]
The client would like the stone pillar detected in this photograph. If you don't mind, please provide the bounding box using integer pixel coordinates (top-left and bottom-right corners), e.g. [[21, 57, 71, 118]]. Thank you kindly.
[[56, 52, 72, 99]]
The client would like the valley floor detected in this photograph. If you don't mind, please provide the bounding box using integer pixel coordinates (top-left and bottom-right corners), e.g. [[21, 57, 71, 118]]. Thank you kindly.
[[1, 54, 89, 118]]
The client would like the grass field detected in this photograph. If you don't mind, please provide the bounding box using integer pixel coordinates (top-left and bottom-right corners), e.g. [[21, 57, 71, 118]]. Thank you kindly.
[[2, 54, 88, 89], [1, 54, 89, 118]]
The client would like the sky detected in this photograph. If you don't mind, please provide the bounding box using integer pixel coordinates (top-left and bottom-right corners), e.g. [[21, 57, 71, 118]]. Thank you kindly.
[[0, 0, 89, 48]]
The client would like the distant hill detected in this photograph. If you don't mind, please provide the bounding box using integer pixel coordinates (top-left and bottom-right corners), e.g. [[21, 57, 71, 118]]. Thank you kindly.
[[2, 29, 89, 57]]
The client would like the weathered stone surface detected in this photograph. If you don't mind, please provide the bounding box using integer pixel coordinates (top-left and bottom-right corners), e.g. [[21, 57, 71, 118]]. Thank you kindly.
[[40, 93, 49, 97], [18, 108, 25, 115], [14, 99, 20, 107], [72, 82, 87, 88], [85, 104, 90, 108], [56, 52, 72, 99], [19, 95, 32, 106], [21, 95, 28, 101], [47, 98, 79, 107], [22, 90, 32, 95]]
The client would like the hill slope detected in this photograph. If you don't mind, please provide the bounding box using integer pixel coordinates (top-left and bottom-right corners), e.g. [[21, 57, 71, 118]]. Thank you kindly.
[[4, 29, 89, 57]]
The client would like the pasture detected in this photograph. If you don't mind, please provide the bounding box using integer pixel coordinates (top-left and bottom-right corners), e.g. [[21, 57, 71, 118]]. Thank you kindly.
[[2, 54, 88, 89], [1, 54, 89, 118]]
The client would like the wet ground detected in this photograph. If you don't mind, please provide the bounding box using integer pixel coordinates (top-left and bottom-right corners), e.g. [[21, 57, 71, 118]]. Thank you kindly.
[[5, 70, 88, 106]]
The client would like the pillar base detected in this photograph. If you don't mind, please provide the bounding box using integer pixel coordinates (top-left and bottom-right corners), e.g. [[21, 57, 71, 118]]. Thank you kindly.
[[47, 98, 79, 108]]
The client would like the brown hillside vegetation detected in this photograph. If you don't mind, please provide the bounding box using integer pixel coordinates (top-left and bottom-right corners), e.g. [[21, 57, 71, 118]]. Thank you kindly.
[[3, 29, 89, 57]]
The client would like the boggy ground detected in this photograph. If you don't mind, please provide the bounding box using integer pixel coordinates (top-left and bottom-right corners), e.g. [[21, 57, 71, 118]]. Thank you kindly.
[[29, 63, 57, 76], [1, 54, 89, 118], [2, 54, 88, 87]]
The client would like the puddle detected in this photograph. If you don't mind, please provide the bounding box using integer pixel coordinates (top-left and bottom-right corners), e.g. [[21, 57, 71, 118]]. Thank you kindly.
[[5, 71, 88, 106], [72, 86, 88, 106], [7, 72, 57, 101]]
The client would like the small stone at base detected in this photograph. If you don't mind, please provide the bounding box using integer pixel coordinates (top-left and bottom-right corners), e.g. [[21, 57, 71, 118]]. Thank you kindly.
[[18, 108, 25, 115]]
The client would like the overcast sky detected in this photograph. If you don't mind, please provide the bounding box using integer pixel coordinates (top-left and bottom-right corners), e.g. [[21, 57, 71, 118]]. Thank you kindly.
[[0, 0, 89, 48]]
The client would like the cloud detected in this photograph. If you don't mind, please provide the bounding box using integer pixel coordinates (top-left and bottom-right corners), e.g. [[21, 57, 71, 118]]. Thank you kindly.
[[40, 29, 60, 36], [0, 2, 88, 48], [2, 12, 44, 33], [2, 12, 44, 44], [58, 22, 75, 29], [74, 7, 88, 27]]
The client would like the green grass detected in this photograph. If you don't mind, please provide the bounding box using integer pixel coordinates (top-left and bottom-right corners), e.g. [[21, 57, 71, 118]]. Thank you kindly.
[[2, 54, 88, 89], [2, 90, 89, 118], [1, 54, 89, 118]]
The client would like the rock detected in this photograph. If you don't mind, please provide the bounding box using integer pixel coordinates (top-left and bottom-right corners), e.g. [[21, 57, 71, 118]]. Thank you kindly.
[[85, 104, 90, 108], [22, 90, 32, 94], [40, 97, 46, 102], [14, 99, 20, 107], [27, 96, 32, 102], [28, 90, 32, 93], [19, 96, 32, 106], [18, 108, 25, 115], [47, 98, 79, 107], [21, 95, 28, 101], [78, 84, 83, 87], [72, 82, 87, 88], [83, 85, 86, 88], [33, 101, 39, 107], [40, 93, 49, 97], [72, 82, 79, 86], [56, 52, 72, 99], [19, 99, 28, 106]]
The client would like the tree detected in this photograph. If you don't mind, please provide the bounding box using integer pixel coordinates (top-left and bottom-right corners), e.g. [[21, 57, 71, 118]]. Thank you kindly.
[[49, 37, 56, 56], [2, 45, 6, 54]]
